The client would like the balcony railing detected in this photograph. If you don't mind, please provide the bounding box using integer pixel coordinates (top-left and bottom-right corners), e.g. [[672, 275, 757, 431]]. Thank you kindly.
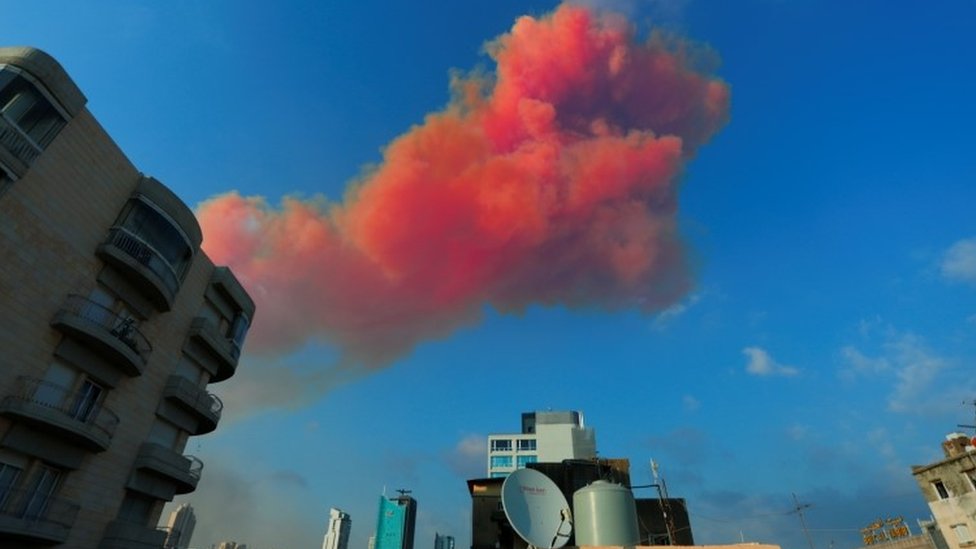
[[135, 443, 204, 495], [0, 376, 120, 451], [0, 487, 80, 543], [103, 227, 180, 298], [60, 294, 152, 362], [164, 375, 222, 434], [0, 113, 41, 165]]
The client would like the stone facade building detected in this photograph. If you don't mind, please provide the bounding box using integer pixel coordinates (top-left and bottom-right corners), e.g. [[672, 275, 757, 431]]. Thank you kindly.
[[0, 46, 254, 547], [911, 433, 976, 549]]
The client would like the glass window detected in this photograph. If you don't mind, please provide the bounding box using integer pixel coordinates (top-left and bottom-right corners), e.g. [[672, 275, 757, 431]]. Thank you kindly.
[[490, 456, 513, 468], [517, 439, 537, 451], [516, 455, 538, 468], [0, 69, 66, 149], [934, 481, 950, 500], [952, 524, 974, 544], [490, 472, 508, 479], [69, 379, 104, 423], [120, 200, 193, 278], [490, 439, 512, 452], [23, 465, 63, 520], [0, 462, 23, 506], [229, 312, 250, 349]]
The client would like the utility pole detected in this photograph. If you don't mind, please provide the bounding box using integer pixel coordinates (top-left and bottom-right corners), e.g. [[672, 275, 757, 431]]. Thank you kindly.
[[792, 493, 815, 549], [651, 460, 677, 545]]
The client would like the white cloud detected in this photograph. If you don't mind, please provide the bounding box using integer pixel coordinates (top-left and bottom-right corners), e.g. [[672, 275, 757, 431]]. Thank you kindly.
[[682, 394, 701, 412], [839, 345, 890, 380], [652, 293, 702, 330], [443, 433, 487, 478], [742, 346, 799, 377], [942, 236, 976, 284]]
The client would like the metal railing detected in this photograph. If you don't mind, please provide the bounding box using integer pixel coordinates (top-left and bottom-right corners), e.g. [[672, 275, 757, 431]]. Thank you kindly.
[[2, 376, 120, 442], [167, 375, 223, 419], [0, 113, 41, 165], [103, 227, 180, 297], [0, 487, 80, 530], [185, 455, 204, 481], [61, 294, 152, 361]]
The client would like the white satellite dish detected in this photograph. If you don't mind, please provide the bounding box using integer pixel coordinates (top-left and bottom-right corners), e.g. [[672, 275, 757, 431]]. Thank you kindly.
[[501, 468, 573, 549]]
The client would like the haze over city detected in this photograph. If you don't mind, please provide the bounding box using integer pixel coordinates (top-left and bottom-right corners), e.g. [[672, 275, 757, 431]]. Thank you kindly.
[[4, 1, 976, 548]]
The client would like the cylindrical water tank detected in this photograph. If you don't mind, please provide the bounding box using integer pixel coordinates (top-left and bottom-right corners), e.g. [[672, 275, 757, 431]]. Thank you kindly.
[[572, 480, 639, 546]]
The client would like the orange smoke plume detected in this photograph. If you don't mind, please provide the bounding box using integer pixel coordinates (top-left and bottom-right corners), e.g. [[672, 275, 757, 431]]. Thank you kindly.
[[198, 3, 730, 369]]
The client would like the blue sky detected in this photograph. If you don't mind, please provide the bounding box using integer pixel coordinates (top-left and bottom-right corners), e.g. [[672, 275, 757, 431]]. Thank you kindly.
[[7, 1, 976, 548]]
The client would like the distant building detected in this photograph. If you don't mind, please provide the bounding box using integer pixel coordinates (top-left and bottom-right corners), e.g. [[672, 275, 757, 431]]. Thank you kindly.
[[214, 542, 247, 549], [434, 532, 455, 549], [164, 503, 197, 549], [911, 433, 976, 549], [487, 410, 596, 477], [0, 46, 254, 548], [323, 507, 353, 549], [368, 534, 376, 549], [374, 493, 417, 549]]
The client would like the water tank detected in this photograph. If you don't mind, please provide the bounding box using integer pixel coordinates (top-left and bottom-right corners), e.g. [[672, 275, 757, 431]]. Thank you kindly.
[[572, 480, 639, 546]]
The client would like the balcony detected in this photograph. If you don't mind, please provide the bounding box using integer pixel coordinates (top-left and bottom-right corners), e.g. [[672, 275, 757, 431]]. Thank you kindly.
[[163, 375, 223, 434], [133, 443, 203, 495], [188, 317, 238, 382], [51, 294, 151, 376], [0, 110, 42, 166], [97, 227, 181, 311], [0, 377, 119, 452], [0, 488, 80, 544], [100, 520, 169, 549]]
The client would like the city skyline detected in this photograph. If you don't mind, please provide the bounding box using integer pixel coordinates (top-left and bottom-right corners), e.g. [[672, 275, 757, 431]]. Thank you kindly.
[[4, 1, 976, 548]]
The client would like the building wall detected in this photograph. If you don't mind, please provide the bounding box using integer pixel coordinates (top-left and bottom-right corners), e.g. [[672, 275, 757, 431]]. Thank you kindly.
[[487, 410, 596, 477], [0, 47, 253, 548], [912, 445, 976, 549]]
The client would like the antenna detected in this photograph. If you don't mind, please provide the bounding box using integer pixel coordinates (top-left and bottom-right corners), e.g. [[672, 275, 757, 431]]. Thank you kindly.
[[396, 489, 412, 497], [957, 399, 976, 435], [501, 468, 573, 549], [650, 460, 676, 545], [791, 493, 816, 549]]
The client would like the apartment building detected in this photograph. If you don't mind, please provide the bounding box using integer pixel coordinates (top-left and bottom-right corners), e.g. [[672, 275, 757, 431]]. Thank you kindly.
[[322, 507, 352, 549], [911, 433, 976, 549], [0, 46, 254, 547], [486, 410, 596, 478]]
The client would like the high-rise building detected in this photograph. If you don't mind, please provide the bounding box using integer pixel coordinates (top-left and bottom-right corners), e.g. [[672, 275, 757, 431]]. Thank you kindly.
[[911, 432, 976, 549], [374, 493, 417, 549], [0, 46, 255, 547], [434, 532, 455, 549], [486, 410, 596, 477], [322, 507, 352, 549], [164, 503, 197, 549]]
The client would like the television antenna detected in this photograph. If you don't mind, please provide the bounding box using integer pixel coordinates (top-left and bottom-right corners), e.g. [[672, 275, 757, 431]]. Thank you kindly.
[[395, 489, 412, 497], [957, 399, 976, 435], [501, 468, 573, 549]]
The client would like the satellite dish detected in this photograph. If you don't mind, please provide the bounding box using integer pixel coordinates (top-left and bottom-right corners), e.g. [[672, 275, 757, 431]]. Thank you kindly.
[[501, 468, 573, 549]]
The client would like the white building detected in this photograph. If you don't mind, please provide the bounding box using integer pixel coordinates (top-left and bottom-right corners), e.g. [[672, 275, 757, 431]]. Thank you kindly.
[[486, 410, 597, 477], [911, 432, 976, 549], [323, 507, 352, 549], [164, 503, 196, 549]]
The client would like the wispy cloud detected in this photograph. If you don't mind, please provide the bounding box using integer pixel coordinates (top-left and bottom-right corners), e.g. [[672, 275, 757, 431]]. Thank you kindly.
[[742, 346, 799, 377], [443, 433, 487, 479], [941, 236, 976, 284], [682, 394, 701, 412], [652, 293, 702, 330]]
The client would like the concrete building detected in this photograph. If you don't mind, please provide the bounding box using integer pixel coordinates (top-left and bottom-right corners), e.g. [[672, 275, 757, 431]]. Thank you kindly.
[[323, 507, 352, 549], [0, 46, 254, 547], [163, 502, 197, 549], [374, 493, 417, 549], [911, 433, 976, 549], [433, 532, 455, 549], [487, 411, 596, 478]]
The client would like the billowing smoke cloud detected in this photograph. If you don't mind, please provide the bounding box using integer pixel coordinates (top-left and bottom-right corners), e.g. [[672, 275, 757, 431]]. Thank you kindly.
[[198, 3, 729, 373]]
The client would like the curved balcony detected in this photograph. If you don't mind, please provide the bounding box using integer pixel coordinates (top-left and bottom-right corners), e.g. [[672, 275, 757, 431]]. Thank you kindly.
[[163, 375, 223, 434], [134, 443, 203, 495], [0, 113, 41, 166], [97, 227, 181, 312], [0, 488, 80, 544], [100, 520, 170, 549], [189, 317, 238, 382], [0, 376, 119, 452], [51, 294, 151, 376]]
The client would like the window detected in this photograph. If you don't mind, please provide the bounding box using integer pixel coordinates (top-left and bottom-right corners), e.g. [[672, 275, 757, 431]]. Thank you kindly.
[[22, 465, 63, 520], [147, 419, 182, 450], [516, 455, 538, 468], [117, 491, 156, 525], [0, 462, 23, 507], [117, 199, 194, 279], [69, 379, 104, 423], [490, 472, 508, 479], [491, 456, 513, 468], [0, 164, 11, 196], [966, 470, 976, 492], [517, 439, 537, 451], [0, 67, 67, 156], [934, 480, 950, 500], [229, 312, 250, 350], [952, 524, 974, 545], [490, 439, 512, 452]]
